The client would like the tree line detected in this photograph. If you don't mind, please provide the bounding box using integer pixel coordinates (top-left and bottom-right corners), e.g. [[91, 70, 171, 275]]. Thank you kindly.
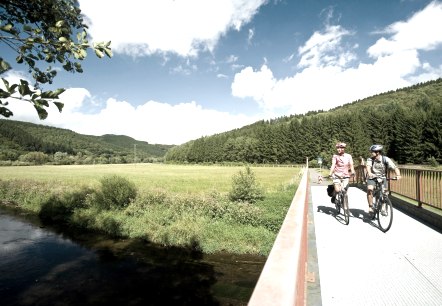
[[165, 79, 442, 167], [0, 119, 172, 165]]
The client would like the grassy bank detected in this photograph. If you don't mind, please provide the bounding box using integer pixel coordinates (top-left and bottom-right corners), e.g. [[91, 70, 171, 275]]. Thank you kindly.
[[0, 164, 301, 255]]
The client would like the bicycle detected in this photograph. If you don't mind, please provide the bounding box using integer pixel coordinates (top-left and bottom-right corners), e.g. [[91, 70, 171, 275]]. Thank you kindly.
[[329, 175, 350, 225], [369, 176, 398, 232]]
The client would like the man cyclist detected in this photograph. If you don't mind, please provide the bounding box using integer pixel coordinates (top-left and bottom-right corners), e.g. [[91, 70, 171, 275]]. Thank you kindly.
[[329, 142, 355, 203], [366, 144, 401, 214]]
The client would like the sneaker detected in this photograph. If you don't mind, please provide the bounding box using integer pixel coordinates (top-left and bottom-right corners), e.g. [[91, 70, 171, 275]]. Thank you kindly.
[[381, 205, 387, 216], [368, 206, 374, 214]]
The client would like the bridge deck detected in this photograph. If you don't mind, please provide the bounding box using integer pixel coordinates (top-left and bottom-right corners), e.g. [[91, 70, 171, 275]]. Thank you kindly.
[[308, 170, 442, 305]]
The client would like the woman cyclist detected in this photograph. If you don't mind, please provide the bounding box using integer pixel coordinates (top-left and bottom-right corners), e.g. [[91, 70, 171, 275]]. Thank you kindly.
[[329, 142, 355, 203]]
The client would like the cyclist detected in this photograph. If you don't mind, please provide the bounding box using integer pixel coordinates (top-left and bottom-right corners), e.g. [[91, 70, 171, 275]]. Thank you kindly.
[[366, 144, 401, 214], [329, 142, 355, 203]]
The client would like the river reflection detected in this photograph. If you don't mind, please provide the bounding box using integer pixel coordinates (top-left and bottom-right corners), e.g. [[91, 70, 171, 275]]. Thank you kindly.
[[0, 207, 265, 305]]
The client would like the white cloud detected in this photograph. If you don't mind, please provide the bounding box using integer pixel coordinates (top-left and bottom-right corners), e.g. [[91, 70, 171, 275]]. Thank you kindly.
[[368, 1, 442, 57], [231, 1, 442, 115], [6, 86, 258, 145], [79, 0, 267, 57], [298, 25, 355, 68]]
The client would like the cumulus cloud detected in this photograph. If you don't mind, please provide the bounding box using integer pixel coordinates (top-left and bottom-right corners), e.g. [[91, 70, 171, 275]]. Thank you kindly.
[[65, 95, 258, 145], [231, 1, 442, 115], [368, 0, 442, 57], [79, 0, 267, 57], [5, 83, 258, 145]]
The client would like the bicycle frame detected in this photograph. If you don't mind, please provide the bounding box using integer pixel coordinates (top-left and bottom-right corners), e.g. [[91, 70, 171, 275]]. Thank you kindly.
[[331, 175, 350, 225]]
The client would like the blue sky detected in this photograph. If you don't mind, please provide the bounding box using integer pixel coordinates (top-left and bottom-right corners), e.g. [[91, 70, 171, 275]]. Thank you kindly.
[[3, 0, 442, 145]]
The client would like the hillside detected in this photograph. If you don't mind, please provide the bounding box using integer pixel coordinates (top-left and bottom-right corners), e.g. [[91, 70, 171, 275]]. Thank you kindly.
[[1, 78, 441, 166], [165, 78, 442, 166], [0, 119, 173, 164]]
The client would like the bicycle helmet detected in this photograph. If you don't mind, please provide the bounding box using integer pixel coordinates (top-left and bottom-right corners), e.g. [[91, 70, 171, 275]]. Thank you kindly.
[[369, 144, 383, 152], [336, 142, 346, 148]]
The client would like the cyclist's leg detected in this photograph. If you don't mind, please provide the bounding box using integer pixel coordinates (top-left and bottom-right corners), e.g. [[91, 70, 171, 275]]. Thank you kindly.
[[342, 178, 349, 190], [331, 177, 341, 203], [366, 179, 376, 213]]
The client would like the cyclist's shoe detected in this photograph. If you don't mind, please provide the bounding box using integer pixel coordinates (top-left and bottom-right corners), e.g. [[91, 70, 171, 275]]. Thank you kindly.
[[368, 206, 374, 214], [381, 205, 388, 216]]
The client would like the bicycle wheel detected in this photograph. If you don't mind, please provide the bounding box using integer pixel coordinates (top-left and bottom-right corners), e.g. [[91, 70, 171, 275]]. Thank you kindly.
[[343, 193, 350, 225], [377, 196, 393, 232], [334, 193, 340, 214]]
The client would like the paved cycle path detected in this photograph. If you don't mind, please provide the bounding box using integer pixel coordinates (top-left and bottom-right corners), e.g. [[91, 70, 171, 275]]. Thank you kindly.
[[309, 170, 442, 305]]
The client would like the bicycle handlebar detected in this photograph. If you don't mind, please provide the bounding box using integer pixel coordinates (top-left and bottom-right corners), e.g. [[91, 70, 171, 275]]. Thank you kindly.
[[370, 176, 399, 181], [328, 175, 351, 179]]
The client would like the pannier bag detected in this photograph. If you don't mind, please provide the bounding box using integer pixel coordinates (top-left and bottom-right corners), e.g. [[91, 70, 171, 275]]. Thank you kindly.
[[327, 184, 334, 197]]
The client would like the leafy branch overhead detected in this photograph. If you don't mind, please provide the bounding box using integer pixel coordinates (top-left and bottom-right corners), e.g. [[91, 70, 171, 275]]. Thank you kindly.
[[0, 0, 112, 119]]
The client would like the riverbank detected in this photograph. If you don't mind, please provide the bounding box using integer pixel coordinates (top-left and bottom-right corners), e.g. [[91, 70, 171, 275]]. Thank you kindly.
[[0, 164, 300, 255]]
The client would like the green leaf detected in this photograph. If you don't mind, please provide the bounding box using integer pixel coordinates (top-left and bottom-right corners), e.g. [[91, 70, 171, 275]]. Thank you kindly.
[[94, 49, 104, 58], [1, 78, 10, 89], [52, 88, 66, 97], [0, 89, 12, 99], [59, 37, 68, 42], [74, 62, 83, 73], [55, 20, 65, 28], [0, 59, 11, 73], [16, 55, 24, 64], [1, 24, 13, 33], [38, 99, 49, 107], [53, 102, 64, 112], [104, 48, 113, 58], [0, 106, 14, 118], [34, 104, 48, 120]]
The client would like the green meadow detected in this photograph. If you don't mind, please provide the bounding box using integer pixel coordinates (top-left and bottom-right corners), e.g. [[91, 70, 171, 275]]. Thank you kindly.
[[0, 164, 301, 255]]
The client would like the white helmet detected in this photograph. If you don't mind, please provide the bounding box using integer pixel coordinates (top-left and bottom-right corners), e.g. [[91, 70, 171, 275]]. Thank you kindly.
[[369, 144, 383, 152]]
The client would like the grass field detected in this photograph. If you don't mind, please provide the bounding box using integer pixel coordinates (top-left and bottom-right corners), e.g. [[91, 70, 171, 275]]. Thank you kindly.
[[0, 163, 299, 193], [0, 164, 302, 255]]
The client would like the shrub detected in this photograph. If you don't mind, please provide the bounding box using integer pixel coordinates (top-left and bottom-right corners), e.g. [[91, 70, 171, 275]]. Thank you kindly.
[[228, 166, 264, 204], [92, 175, 138, 210], [39, 187, 93, 223], [427, 156, 439, 167]]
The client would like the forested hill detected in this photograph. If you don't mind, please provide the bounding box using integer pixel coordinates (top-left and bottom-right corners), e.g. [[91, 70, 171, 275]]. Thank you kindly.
[[0, 119, 173, 164], [165, 78, 442, 166]]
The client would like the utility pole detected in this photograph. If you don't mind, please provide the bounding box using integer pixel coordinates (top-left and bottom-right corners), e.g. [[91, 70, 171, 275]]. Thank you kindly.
[[134, 144, 137, 164]]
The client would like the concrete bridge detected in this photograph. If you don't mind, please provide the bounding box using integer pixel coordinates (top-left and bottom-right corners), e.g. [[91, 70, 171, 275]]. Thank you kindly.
[[249, 168, 442, 305]]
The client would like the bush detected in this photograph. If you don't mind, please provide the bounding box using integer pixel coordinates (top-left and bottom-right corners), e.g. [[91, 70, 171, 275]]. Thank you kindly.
[[427, 156, 439, 167], [92, 175, 138, 210], [228, 166, 264, 204], [39, 186, 93, 223]]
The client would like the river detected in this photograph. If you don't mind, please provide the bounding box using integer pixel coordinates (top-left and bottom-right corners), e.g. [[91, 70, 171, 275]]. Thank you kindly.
[[0, 206, 266, 305]]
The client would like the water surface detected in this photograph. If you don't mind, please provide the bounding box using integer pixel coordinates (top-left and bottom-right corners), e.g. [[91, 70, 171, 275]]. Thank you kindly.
[[0, 207, 265, 305]]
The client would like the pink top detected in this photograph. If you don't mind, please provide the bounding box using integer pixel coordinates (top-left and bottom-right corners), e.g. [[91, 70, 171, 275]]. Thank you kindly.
[[332, 153, 353, 177]]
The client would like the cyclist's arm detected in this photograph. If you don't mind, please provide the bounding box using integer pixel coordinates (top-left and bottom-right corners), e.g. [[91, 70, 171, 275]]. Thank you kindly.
[[366, 161, 374, 179], [386, 156, 401, 179], [329, 156, 336, 177], [349, 155, 355, 176], [394, 167, 401, 179]]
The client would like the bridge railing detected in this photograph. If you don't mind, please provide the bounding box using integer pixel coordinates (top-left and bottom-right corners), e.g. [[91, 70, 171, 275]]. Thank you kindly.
[[354, 165, 442, 210], [248, 165, 310, 306], [389, 167, 442, 210]]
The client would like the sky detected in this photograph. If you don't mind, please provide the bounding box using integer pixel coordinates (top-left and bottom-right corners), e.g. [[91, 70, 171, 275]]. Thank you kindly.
[[3, 0, 442, 145]]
